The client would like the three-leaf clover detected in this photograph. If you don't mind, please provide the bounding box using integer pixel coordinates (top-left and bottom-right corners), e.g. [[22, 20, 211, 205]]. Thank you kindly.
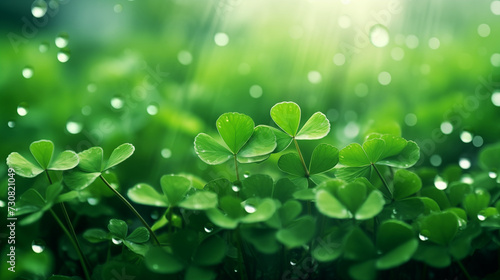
[[64, 143, 135, 190], [7, 139, 79, 178], [194, 112, 277, 180], [15, 182, 63, 225], [83, 219, 150, 256]]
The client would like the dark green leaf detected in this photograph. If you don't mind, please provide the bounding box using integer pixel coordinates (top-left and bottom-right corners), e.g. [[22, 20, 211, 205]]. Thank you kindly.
[[241, 226, 280, 254], [413, 244, 451, 268], [316, 189, 351, 219], [241, 174, 273, 199], [273, 178, 306, 203], [185, 266, 217, 280], [192, 235, 226, 266], [83, 228, 110, 243], [355, 191, 385, 220], [343, 227, 376, 260], [393, 169, 422, 200], [312, 228, 343, 262], [464, 190, 491, 219], [276, 216, 315, 248], [127, 227, 150, 243], [376, 220, 416, 266], [108, 219, 128, 239], [278, 153, 306, 176], [145, 247, 185, 274], [420, 212, 459, 246]]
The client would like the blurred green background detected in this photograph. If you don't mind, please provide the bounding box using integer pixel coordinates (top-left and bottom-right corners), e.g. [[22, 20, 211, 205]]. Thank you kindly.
[[1, 0, 500, 188]]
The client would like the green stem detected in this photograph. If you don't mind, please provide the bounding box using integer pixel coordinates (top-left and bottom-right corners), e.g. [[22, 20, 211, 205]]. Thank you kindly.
[[234, 155, 240, 181], [45, 170, 90, 275], [99, 175, 160, 245], [456, 259, 472, 280], [49, 209, 91, 280], [372, 164, 392, 199], [235, 228, 248, 280], [293, 138, 310, 178]]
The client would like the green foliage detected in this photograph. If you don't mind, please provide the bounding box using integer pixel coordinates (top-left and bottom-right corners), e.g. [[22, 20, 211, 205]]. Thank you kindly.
[[6, 101, 500, 280]]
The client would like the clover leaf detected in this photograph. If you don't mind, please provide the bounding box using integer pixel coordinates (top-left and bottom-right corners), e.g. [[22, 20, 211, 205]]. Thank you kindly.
[[64, 143, 134, 190], [335, 133, 420, 183], [83, 218, 150, 256], [7, 140, 78, 178], [479, 142, 500, 182], [15, 182, 63, 225], [195, 113, 276, 165]]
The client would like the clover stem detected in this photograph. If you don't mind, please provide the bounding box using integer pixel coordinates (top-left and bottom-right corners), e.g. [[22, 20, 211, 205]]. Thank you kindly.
[[45, 170, 90, 275], [456, 259, 472, 280], [235, 228, 249, 280], [372, 164, 392, 199], [49, 209, 91, 280], [99, 175, 161, 245], [234, 154, 240, 182], [293, 138, 310, 178]]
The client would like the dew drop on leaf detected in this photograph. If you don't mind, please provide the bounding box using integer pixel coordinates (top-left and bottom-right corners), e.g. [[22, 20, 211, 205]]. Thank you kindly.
[[231, 185, 240, 192], [488, 172, 497, 179], [147, 103, 159, 115], [244, 204, 256, 213], [66, 120, 83, 134], [57, 49, 71, 63], [31, 0, 48, 18], [477, 214, 486, 221], [87, 197, 99, 205], [243, 171, 250, 178], [22, 66, 34, 79], [32, 239, 46, 253], [111, 96, 125, 109], [7, 121, 15, 128], [290, 259, 297, 266], [434, 176, 447, 190], [418, 233, 428, 241], [150, 210, 159, 219], [0, 200, 5, 207], [204, 223, 214, 233], [112, 238, 123, 245], [458, 158, 471, 170], [161, 148, 172, 159], [369, 24, 389, 48], [39, 41, 49, 53]]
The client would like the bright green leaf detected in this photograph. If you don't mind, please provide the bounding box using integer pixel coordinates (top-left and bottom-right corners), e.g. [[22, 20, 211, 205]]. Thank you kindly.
[[45, 182, 63, 202], [295, 112, 330, 140], [309, 143, 339, 175], [241, 198, 276, 223], [378, 141, 420, 168], [362, 138, 385, 163], [241, 174, 273, 199], [178, 191, 218, 210], [376, 220, 415, 253], [376, 240, 418, 269], [78, 147, 104, 173], [64, 171, 101, 190], [205, 208, 239, 229], [270, 101, 301, 136], [108, 219, 128, 239], [420, 212, 459, 246], [266, 126, 293, 152], [464, 190, 491, 219], [315, 189, 351, 219], [161, 175, 191, 206], [105, 143, 135, 170], [6, 152, 44, 178], [238, 125, 276, 158], [273, 178, 307, 203], [338, 143, 371, 167], [194, 133, 233, 165], [127, 183, 168, 207], [48, 150, 79, 170], [336, 182, 366, 215], [29, 140, 54, 169], [355, 191, 385, 220], [278, 200, 303, 226], [216, 112, 254, 154]]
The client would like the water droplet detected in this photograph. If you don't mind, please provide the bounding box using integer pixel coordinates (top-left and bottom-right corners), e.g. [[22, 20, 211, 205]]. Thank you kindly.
[[243, 171, 250, 178], [477, 214, 486, 221], [404, 113, 417, 126], [472, 135, 484, 147], [81, 106, 92, 116], [461, 175, 474, 184], [249, 85, 263, 98], [491, 91, 500, 107], [405, 35, 419, 49], [244, 204, 256, 213], [491, 1, 500, 15], [290, 259, 297, 266], [112, 238, 123, 245], [488, 172, 497, 179], [55, 33, 69, 48], [113, 4, 123, 13], [459, 158, 471, 170], [0, 200, 5, 207], [32, 239, 46, 253], [31, 0, 48, 18], [39, 41, 49, 53], [66, 120, 83, 134], [87, 197, 99, 205], [418, 234, 429, 241], [491, 53, 500, 67], [214, 32, 229, 46], [440, 121, 453, 134], [161, 148, 172, 159], [378, 71, 391, 85], [177, 50, 193, 65], [150, 210, 159, 219], [307, 71, 322, 84], [333, 53, 346, 66], [17, 102, 29, 116], [434, 176, 447, 190], [204, 223, 214, 233], [147, 103, 159, 115], [7, 120, 15, 128], [231, 185, 240, 192], [369, 24, 389, 47], [460, 131, 473, 143], [338, 15, 351, 28], [111, 96, 124, 109], [57, 49, 70, 63], [478, 24, 491, 37], [391, 47, 405, 61], [428, 37, 440, 49], [22, 66, 34, 79]]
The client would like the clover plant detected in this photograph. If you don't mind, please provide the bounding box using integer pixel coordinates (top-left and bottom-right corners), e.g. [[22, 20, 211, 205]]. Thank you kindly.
[[5, 102, 500, 280]]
